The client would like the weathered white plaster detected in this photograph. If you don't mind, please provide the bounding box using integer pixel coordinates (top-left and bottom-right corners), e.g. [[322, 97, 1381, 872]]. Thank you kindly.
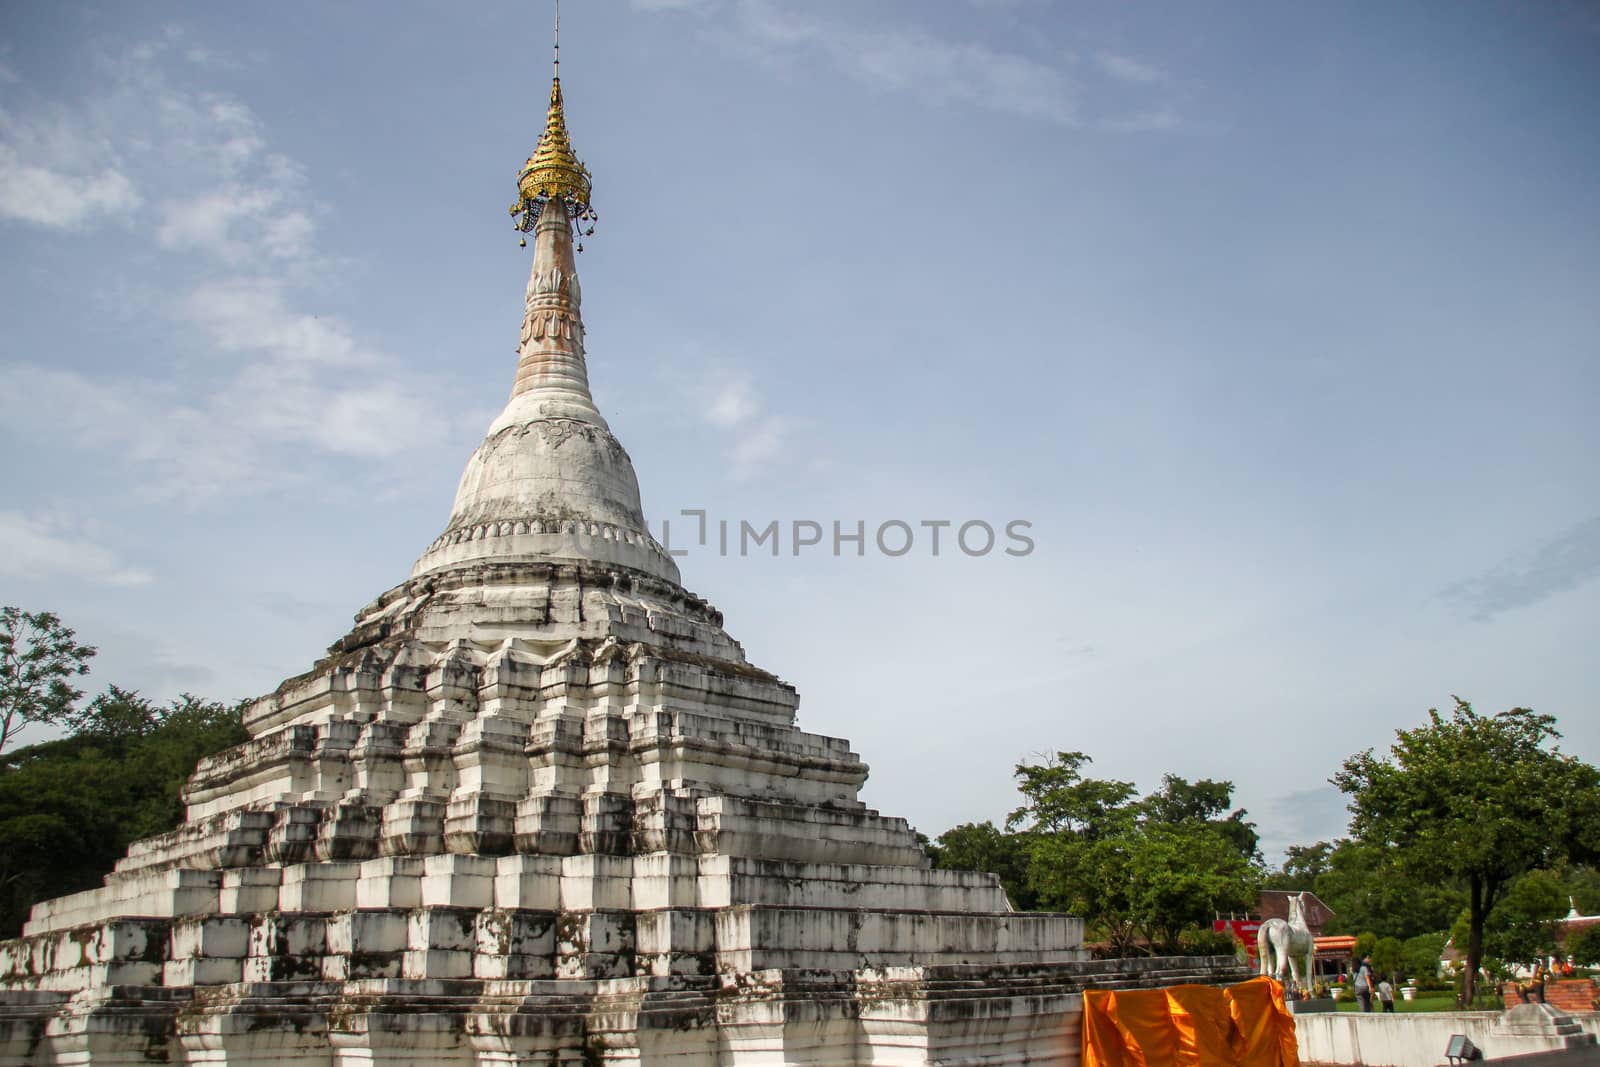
[[1294, 1003, 1599, 1066]]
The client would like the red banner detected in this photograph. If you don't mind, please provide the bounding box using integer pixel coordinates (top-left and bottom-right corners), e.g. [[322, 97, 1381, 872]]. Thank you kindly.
[[1214, 919, 1263, 956]]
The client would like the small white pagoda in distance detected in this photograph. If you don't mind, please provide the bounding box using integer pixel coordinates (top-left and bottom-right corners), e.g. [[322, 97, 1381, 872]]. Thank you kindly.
[[0, 38, 1242, 1066]]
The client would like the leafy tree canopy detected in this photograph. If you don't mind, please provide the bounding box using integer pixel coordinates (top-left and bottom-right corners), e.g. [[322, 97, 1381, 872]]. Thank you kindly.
[[0, 607, 96, 754], [1264, 837, 1465, 941], [1371, 935, 1406, 981], [0, 686, 246, 937], [1483, 869, 1567, 968], [1007, 751, 1137, 839], [1137, 774, 1260, 861], [1332, 697, 1600, 1003], [1273, 841, 1336, 888], [998, 752, 1259, 955], [1566, 923, 1600, 967], [927, 821, 1038, 911], [1121, 819, 1257, 948], [1403, 932, 1448, 981]]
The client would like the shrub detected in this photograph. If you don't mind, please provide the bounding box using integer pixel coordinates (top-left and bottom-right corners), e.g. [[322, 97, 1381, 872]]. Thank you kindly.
[[1178, 927, 1240, 957], [1565, 924, 1600, 967]]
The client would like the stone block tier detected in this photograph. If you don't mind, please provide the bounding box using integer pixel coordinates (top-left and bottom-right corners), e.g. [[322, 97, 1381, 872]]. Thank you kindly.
[[0, 956, 1247, 1065]]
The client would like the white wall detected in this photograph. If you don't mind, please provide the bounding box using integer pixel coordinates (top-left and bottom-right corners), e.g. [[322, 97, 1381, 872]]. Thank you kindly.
[[1295, 1010, 1600, 1067]]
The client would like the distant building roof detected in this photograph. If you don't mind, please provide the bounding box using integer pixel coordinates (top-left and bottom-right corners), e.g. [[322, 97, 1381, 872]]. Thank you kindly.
[[1558, 898, 1600, 945], [1315, 935, 1357, 960], [1258, 890, 1336, 936]]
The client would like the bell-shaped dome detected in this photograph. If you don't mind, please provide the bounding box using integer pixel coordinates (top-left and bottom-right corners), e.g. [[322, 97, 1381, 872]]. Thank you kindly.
[[412, 140, 677, 584]]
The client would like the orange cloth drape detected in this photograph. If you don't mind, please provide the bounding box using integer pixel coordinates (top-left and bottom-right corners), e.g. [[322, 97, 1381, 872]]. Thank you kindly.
[[1081, 977, 1298, 1067]]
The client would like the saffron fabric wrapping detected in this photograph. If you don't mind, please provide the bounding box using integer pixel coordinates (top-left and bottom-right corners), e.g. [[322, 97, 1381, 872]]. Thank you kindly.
[[1081, 976, 1298, 1067]]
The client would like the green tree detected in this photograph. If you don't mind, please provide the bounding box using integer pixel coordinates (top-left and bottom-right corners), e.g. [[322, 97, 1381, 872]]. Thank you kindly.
[[1304, 839, 1465, 940], [928, 821, 1038, 911], [1565, 924, 1600, 967], [0, 688, 246, 936], [1355, 931, 1378, 962], [1008, 752, 1136, 838], [1562, 865, 1600, 915], [1402, 932, 1447, 981], [0, 607, 96, 754], [1332, 698, 1600, 1004], [1267, 841, 1335, 889], [1028, 827, 1144, 955], [1137, 774, 1261, 862], [1371, 936, 1405, 982], [1006, 755, 1141, 952], [1006, 753, 1259, 955], [1486, 869, 1565, 968], [1123, 820, 1257, 949]]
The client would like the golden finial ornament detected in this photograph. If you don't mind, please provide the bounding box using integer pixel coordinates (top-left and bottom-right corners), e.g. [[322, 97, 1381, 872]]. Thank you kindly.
[[511, 0, 597, 249]]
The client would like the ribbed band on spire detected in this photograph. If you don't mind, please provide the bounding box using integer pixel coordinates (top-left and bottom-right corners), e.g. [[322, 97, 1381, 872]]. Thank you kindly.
[[511, 205, 593, 406]]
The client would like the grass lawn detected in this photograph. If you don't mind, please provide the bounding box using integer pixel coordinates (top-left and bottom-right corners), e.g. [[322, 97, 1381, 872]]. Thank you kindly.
[[1331, 991, 1495, 1013]]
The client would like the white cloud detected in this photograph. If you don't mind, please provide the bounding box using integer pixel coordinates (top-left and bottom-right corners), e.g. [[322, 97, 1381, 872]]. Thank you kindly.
[[732, 0, 820, 48], [728, 414, 798, 479], [156, 184, 294, 258], [0, 511, 153, 588], [179, 278, 368, 367], [227, 357, 436, 459], [1098, 108, 1183, 133], [0, 364, 257, 498], [642, 2, 1194, 131], [1, 318, 439, 501], [140, 89, 312, 261], [0, 35, 312, 252], [693, 371, 799, 478], [58, 35, 312, 259], [0, 147, 139, 228], [0, 105, 142, 229], [653, 0, 1081, 125], [1095, 50, 1168, 85], [262, 209, 314, 259], [0, 35, 439, 498], [840, 30, 1077, 124], [182, 45, 244, 72], [705, 378, 758, 428], [195, 99, 266, 174]]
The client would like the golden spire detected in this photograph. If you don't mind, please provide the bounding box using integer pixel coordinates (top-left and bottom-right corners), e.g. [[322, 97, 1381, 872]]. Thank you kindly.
[[516, 79, 592, 215], [511, 0, 597, 248]]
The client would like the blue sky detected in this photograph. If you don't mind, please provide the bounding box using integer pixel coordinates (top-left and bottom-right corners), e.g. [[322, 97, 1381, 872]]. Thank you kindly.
[[1, 1, 1596, 861]]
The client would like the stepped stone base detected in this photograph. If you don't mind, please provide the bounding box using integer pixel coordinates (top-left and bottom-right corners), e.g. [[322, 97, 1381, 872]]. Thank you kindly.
[[0, 957, 1247, 1065], [1488, 1002, 1600, 1056], [0, 842, 1155, 1064]]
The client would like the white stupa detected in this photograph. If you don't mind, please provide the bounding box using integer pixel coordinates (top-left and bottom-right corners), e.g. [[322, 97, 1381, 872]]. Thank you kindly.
[[0, 57, 1241, 1067]]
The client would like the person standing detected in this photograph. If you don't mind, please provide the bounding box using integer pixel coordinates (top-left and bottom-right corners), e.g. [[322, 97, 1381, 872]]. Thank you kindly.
[[1378, 977, 1395, 1012], [1354, 956, 1376, 1013]]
